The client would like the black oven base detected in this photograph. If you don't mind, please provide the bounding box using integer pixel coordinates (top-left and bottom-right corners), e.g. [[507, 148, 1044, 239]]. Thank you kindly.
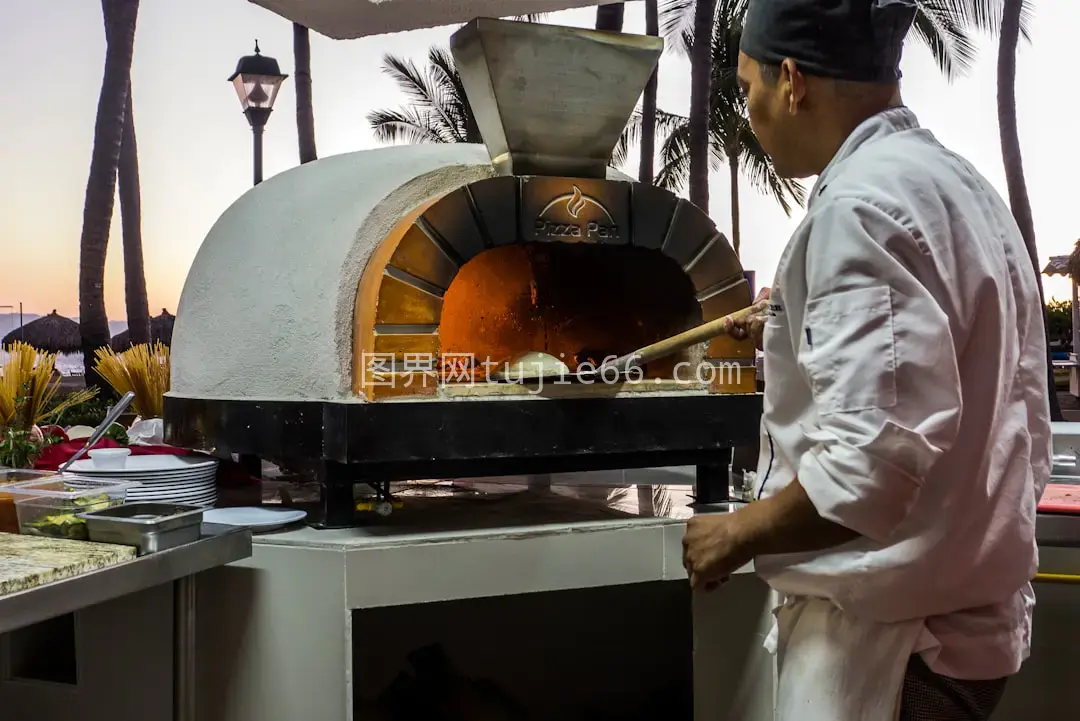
[[163, 394, 762, 527]]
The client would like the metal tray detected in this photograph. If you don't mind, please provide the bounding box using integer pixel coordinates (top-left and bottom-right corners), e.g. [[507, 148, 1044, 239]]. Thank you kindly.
[[79, 502, 205, 555]]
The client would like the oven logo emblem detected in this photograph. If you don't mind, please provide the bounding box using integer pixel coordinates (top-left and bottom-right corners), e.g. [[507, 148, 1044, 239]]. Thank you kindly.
[[535, 185, 620, 241]]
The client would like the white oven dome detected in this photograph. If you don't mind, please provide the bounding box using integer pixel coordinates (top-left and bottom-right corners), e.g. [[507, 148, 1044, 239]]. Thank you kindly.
[[169, 144, 633, 402]]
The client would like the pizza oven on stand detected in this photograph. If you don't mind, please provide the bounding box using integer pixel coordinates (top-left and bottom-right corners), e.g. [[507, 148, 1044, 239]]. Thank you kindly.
[[163, 18, 763, 527]]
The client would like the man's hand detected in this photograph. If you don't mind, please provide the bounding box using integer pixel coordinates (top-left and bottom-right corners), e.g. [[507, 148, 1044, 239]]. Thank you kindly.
[[723, 287, 770, 350], [682, 480, 861, 592], [682, 513, 756, 591]]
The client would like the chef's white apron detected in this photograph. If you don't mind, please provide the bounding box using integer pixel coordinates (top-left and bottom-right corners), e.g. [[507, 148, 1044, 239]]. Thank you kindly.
[[764, 595, 940, 721]]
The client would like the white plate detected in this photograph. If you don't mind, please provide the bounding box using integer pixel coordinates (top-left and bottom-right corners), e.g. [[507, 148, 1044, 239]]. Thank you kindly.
[[128, 491, 216, 502], [71, 468, 217, 481], [128, 496, 214, 507], [128, 490, 217, 502], [68, 455, 217, 474], [127, 484, 216, 495], [118, 476, 216, 490], [202, 507, 307, 531]]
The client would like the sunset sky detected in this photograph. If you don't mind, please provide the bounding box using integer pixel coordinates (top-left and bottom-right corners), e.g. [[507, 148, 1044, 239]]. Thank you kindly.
[[1, 0, 1077, 325]]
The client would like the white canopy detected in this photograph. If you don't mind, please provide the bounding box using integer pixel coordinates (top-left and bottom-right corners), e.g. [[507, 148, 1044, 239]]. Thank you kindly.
[[249, 0, 637, 40]]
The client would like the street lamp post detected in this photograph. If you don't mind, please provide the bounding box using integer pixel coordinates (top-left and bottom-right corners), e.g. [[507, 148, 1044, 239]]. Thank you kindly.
[[228, 41, 288, 186]]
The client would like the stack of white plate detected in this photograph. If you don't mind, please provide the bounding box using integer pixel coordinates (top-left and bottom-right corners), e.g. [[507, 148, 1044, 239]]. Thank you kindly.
[[67, 455, 219, 507]]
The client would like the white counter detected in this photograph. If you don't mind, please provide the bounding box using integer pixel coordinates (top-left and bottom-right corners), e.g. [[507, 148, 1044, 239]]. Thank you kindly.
[[4, 480, 1078, 721], [193, 488, 766, 721]]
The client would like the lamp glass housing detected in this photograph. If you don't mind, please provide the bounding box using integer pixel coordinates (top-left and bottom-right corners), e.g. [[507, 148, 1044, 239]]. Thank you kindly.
[[232, 73, 285, 111]]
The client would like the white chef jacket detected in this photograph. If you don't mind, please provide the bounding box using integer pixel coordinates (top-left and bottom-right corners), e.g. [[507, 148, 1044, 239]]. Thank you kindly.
[[754, 106, 1052, 681]]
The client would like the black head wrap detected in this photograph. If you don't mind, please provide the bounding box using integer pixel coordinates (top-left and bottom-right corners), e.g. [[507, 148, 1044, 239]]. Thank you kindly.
[[740, 0, 917, 83]]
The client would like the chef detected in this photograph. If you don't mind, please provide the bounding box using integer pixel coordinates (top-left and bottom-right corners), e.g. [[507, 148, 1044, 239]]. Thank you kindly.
[[681, 0, 1052, 719]]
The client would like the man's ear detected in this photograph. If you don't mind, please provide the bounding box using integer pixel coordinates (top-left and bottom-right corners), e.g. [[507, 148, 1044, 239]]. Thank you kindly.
[[780, 58, 806, 114]]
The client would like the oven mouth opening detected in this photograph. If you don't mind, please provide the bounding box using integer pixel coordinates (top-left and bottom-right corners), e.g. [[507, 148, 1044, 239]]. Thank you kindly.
[[437, 242, 704, 387]]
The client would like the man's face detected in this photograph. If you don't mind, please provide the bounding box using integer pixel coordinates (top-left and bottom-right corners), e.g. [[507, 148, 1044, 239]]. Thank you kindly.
[[737, 52, 802, 178]]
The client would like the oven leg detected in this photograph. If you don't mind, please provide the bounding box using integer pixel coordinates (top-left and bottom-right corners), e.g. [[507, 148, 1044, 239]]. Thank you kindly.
[[173, 575, 196, 721], [694, 448, 732, 506], [312, 462, 356, 528], [239, 453, 262, 479]]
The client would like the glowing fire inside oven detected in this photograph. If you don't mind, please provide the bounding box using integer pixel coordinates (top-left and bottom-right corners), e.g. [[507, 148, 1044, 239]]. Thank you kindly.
[[438, 242, 703, 382]]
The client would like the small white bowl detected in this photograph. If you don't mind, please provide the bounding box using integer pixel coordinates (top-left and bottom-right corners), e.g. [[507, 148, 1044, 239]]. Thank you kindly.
[[87, 448, 132, 470]]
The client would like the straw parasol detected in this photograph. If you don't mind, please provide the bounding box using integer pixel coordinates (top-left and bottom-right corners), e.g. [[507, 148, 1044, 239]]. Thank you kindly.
[[1, 310, 81, 354], [1043, 241, 1080, 358], [111, 309, 175, 351]]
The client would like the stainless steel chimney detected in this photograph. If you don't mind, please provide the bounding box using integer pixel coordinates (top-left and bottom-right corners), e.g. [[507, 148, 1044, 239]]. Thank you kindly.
[[450, 18, 663, 179]]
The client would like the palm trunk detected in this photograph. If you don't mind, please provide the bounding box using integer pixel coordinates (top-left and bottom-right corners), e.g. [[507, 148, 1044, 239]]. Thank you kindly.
[[118, 88, 151, 346], [104, 0, 149, 347], [689, 0, 717, 210], [80, 0, 139, 390], [729, 151, 740, 257], [638, 0, 659, 184], [595, 3, 625, 31], [293, 23, 317, 163], [997, 0, 1063, 422]]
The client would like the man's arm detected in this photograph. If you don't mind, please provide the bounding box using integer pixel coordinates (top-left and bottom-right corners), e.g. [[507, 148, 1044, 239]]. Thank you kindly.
[[738, 478, 860, 557], [683, 478, 859, 590]]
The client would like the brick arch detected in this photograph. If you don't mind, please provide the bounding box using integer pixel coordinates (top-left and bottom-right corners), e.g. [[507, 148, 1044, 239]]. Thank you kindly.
[[352, 176, 753, 399]]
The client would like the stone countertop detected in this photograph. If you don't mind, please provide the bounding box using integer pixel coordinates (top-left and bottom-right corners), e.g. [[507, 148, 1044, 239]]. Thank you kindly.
[[0, 532, 136, 597]]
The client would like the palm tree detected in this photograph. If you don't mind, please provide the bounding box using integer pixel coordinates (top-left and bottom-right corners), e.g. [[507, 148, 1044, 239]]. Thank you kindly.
[[687, 0, 718, 211], [118, 89, 151, 346], [79, 0, 140, 391], [661, 0, 1033, 218], [367, 47, 480, 145], [614, 4, 805, 256], [102, 0, 150, 348], [663, 0, 1013, 80], [294, 23, 318, 164], [639, 0, 660, 185], [996, 0, 1059, 420]]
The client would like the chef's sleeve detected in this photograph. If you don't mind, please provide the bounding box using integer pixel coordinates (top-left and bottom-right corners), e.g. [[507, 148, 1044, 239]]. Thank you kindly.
[[794, 197, 962, 544]]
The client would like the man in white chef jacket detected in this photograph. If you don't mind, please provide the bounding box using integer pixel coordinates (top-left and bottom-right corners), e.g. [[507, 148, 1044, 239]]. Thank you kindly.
[[681, 0, 1052, 718]]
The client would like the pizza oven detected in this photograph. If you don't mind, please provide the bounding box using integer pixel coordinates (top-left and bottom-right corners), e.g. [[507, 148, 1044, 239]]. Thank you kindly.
[[163, 18, 762, 526]]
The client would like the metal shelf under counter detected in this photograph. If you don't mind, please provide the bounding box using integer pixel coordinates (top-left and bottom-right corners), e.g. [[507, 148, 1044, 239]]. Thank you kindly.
[[0, 523, 251, 635], [0, 523, 251, 721]]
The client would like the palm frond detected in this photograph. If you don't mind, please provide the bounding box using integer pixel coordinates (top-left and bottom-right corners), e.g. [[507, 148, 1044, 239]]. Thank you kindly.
[[910, 1, 978, 80], [663, 0, 749, 57], [369, 45, 476, 146], [607, 486, 631, 506], [424, 47, 470, 142], [927, 0, 1034, 41], [613, 108, 689, 171], [367, 108, 446, 145], [652, 486, 674, 518], [612, 112, 641, 169], [737, 128, 806, 216], [379, 53, 440, 111], [655, 118, 692, 191], [659, 0, 695, 55]]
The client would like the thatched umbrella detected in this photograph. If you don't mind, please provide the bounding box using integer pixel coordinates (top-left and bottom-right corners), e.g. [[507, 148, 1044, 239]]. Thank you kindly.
[[111, 308, 175, 351], [1, 310, 81, 354], [1044, 242, 1080, 359]]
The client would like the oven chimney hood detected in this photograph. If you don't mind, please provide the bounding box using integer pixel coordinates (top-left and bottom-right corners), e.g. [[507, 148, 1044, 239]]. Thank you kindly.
[[450, 18, 663, 179]]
